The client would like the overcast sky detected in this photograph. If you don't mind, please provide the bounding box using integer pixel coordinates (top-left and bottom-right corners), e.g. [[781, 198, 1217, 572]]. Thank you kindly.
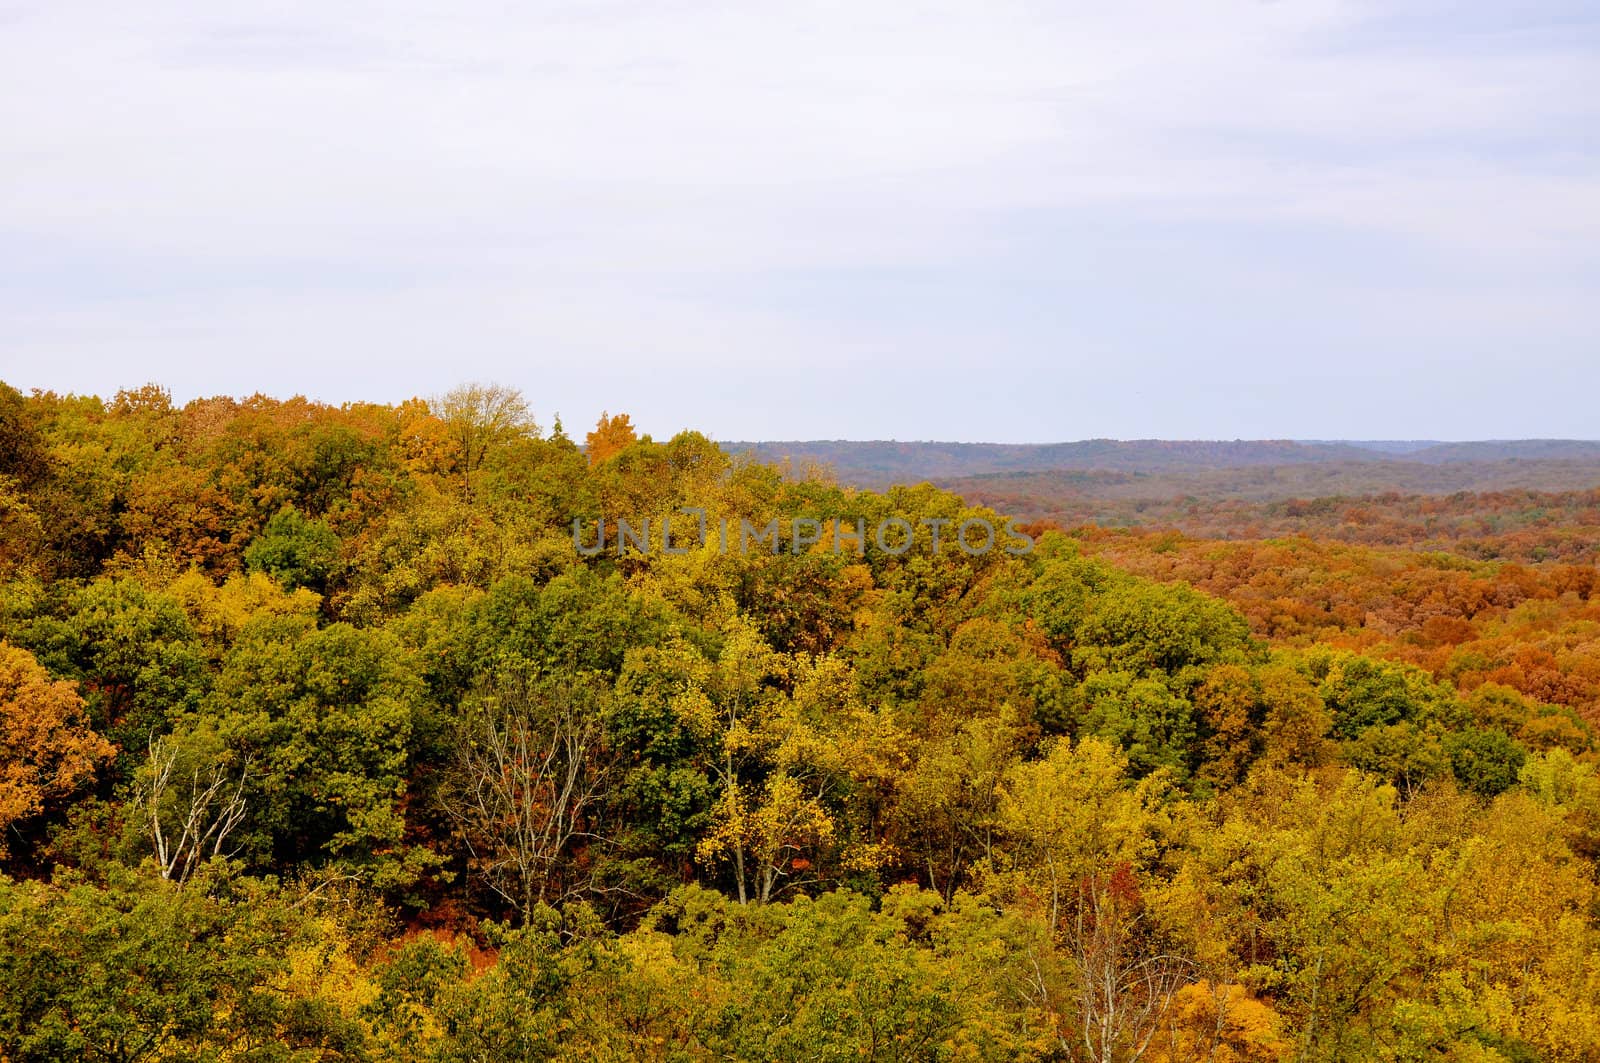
[[2, 1, 1596, 442]]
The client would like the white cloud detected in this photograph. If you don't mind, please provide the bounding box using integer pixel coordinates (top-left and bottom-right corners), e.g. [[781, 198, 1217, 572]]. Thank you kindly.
[[1, 0, 1596, 438]]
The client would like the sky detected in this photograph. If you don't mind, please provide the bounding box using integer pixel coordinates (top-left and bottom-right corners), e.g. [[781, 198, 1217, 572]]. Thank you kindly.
[[2, 0, 1597, 443]]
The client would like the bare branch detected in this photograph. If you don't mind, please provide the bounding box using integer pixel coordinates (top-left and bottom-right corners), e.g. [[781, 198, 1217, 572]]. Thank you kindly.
[[442, 676, 612, 923], [135, 736, 253, 887]]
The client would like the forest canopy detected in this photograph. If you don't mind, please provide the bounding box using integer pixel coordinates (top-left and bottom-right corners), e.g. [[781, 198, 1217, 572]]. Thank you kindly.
[[1, 381, 1598, 1062]]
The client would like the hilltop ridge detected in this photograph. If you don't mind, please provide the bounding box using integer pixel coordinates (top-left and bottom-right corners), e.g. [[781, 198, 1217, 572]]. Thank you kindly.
[[720, 438, 1600, 487]]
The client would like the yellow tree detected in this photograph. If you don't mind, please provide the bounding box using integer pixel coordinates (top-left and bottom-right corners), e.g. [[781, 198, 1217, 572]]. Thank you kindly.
[[0, 642, 114, 854], [427, 383, 536, 500], [1147, 981, 1291, 1063], [684, 621, 863, 904], [983, 737, 1192, 1063], [0, 476, 45, 581]]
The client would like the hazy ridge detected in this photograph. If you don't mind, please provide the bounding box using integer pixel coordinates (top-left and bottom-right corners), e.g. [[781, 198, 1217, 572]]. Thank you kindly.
[[721, 438, 1600, 488]]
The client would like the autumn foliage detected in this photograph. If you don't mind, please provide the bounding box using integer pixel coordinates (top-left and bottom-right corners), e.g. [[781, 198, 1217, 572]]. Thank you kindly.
[[0, 379, 1598, 1061], [584, 410, 637, 466], [0, 643, 112, 853]]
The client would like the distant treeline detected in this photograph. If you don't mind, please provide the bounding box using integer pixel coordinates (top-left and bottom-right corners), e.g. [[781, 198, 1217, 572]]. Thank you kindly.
[[975, 480, 1600, 563], [723, 438, 1600, 487]]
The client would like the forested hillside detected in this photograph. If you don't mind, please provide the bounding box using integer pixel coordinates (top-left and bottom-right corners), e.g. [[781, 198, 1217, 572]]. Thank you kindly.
[[3, 383, 1600, 1061], [982, 482, 1600, 563], [725, 438, 1600, 489], [730, 439, 1600, 564]]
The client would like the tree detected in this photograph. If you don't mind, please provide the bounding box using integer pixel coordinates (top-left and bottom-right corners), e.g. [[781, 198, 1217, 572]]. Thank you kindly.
[[649, 884, 1045, 1061], [0, 644, 114, 856], [1193, 665, 1261, 788], [1067, 864, 1193, 1063], [699, 770, 836, 906], [1072, 581, 1251, 677], [0, 385, 50, 581], [1307, 651, 1453, 740], [206, 618, 422, 882], [424, 902, 624, 1061], [443, 674, 613, 922], [1189, 771, 1428, 1061], [584, 411, 636, 466], [1067, 671, 1197, 780], [1444, 727, 1526, 797], [0, 868, 364, 1061], [14, 579, 208, 755], [132, 726, 252, 886], [708, 889, 965, 1061], [428, 383, 536, 500], [985, 738, 1192, 1061], [1257, 663, 1332, 769], [242, 505, 341, 592], [988, 737, 1177, 930], [0, 475, 46, 582], [1147, 981, 1291, 1063], [891, 714, 1017, 901], [0, 382, 48, 488], [679, 620, 851, 905]]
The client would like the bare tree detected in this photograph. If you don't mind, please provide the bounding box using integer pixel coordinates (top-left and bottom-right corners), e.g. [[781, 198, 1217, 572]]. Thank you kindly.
[[135, 735, 253, 887], [1068, 867, 1193, 1063], [427, 382, 536, 499], [443, 675, 611, 922]]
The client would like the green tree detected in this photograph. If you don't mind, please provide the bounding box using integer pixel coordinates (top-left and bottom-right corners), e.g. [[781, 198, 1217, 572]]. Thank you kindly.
[[10, 578, 208, 758], [1444, 727, 1526, 797], [206, 617, 424, 885], [0, 868, 365, 1062], [1072, 581, 1251, 677], [243, 505, 341, 592]]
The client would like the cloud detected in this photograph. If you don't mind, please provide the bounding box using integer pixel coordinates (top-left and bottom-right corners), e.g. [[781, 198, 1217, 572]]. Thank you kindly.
[[1, 0, 1596, 439]]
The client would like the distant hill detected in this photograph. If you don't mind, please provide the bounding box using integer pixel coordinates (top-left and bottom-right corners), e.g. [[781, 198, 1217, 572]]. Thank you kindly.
[[718, 441, 1600, 557], [718, 438, 1600, 488], [944, 459, 1600, 514], [721, 439, 1377, 486], [1304, 440, 1444, 455], [1404, 440, 1600, 463]]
